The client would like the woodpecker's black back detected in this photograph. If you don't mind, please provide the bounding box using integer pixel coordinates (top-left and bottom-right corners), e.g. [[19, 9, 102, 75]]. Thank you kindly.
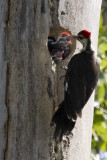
[[64, 50, 99, 119], [51, 47, 100, 141]]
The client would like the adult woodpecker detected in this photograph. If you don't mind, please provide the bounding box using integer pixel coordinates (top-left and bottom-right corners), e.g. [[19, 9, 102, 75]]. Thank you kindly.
[[51, 30, 100, 141], [48, 32, 72, 63]]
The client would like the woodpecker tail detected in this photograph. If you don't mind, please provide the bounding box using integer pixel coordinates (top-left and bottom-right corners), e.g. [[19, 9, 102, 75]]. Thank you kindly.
[[50, 101, 76, 141]]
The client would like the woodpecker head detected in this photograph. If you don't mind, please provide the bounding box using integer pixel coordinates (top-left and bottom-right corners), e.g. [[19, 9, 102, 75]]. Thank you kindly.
[[75, 30, 91, 48], [57, 32, 72, 45], [48, 32, 72, 63]]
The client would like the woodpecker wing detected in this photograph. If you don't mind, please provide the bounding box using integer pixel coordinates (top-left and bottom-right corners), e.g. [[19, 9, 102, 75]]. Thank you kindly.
[[64, 54, 86, 119], [64, 51, 99, 120]]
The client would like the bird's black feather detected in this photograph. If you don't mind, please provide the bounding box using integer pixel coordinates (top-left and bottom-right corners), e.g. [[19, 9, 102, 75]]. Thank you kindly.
[[64, 50, 99, 118], [51, 47, 100, 140]]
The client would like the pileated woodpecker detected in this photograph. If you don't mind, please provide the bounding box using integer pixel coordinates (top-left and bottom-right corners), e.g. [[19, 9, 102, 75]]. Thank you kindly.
[[48, 32, 72, 63], [51, 30, 100, 141]]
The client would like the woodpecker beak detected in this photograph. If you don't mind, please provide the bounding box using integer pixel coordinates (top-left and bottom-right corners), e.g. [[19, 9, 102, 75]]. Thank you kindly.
[[72, 35, 78, 39], [65, 36, 72, 44]]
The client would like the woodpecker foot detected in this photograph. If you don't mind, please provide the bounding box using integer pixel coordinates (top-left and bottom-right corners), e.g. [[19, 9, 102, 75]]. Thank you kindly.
[[72, 118, 76, 122], [61, 66, 68, 71]]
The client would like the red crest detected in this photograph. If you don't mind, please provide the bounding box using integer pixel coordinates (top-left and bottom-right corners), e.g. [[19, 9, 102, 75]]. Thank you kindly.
[[78, 30, 91, 39], [60, 32, 71, 36]]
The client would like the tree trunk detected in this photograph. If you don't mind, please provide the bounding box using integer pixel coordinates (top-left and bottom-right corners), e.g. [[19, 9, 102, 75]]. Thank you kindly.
[[0, 0, 102, 160]]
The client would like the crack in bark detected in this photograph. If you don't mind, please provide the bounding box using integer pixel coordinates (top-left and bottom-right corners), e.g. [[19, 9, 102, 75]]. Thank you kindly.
[[3, 0, 11, 159], [5, 0, 10, 24], [3, 64, 9, 160]]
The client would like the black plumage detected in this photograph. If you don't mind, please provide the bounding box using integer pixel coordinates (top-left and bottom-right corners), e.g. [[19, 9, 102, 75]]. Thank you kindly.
[[51, 31, 100, 141], [48, 36, 56, 53]]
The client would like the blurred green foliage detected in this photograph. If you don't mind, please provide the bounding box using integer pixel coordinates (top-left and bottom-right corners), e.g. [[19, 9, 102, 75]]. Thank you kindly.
[[91, 11, 107, 155]]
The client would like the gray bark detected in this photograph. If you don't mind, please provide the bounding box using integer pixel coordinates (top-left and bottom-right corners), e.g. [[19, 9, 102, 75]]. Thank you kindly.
[[0, 62, 7, 160], [0, 0, 102, 160]]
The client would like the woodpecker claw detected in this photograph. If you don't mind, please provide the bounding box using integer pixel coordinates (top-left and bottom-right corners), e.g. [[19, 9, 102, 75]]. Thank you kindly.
[[61, 66, 68, 71], [72, 118, 76, 122]]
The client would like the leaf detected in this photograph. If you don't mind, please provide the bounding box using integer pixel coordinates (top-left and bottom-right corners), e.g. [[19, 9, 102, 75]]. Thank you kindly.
[[99, 11, 103, 27], [97, 81, 105, 100], [100, 58, 107, 71], [99, 43, 107, 53], [99, 142, 107, 152]]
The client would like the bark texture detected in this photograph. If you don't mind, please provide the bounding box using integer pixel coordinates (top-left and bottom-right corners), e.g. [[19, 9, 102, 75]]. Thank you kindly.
[[0, 0, 102, 160]]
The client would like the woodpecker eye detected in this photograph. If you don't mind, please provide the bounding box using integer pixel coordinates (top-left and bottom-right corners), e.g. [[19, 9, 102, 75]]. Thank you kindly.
[[61, 34, 67, 37], [79, 35, 84, 40]]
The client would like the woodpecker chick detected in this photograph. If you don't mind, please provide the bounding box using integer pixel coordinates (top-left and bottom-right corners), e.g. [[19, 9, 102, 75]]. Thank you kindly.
[[51, 30, 100, 141], [48, 32, 72, 63]]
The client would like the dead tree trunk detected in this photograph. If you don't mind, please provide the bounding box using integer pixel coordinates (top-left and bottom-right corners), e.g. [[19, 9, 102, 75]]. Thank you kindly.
[[0, 0, 102, 160]]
